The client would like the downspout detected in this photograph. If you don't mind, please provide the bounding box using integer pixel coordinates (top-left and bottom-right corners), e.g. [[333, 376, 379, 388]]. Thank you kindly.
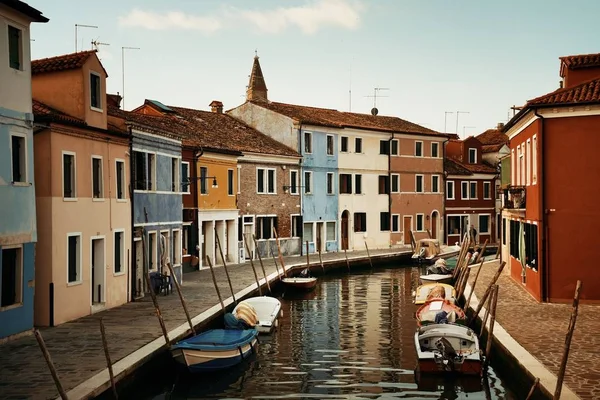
[[533, 109, 547, 301], [388, 133, 393, 246], [441, 137, 450, 244], [298, 122, 304, 256], [128, 126, 135, 301]]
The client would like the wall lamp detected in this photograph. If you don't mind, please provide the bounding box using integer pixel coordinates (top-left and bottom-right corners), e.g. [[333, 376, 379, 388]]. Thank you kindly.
[[191, 176, 218, 188]]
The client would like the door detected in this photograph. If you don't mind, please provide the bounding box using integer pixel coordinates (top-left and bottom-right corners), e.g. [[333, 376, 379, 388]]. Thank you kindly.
[[316, 222, 323, 253], [461, 216, 470, 243], [134, 239, 143, 298], [341, 210, 349, 250], [91, 238, 105, 305], [431, 212, 438, 239], [403, 216, 412, 245]]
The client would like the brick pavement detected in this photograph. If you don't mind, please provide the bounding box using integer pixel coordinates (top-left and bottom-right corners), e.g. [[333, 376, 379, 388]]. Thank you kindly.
[[0, 248, 409, 400], [468, 260, 600, 400]]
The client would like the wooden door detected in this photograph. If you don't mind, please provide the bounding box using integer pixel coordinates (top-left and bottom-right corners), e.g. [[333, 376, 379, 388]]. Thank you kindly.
[[403, 216, 412, 245], [316, 222, 323, 252], [341, 211, 349, 250], [431, 212, 438, 239]]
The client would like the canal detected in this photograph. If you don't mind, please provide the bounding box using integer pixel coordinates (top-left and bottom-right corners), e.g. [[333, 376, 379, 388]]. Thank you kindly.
[[109, 264, 518, 399]]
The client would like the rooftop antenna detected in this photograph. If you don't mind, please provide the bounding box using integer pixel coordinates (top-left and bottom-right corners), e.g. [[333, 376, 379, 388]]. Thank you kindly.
[[510, 105, 523, 117], [122, 46, 141, 110], [455, 111, 470, 136], [75, 24, 98, 52], [91, 39, 110, 51], [444, 111, 454, 133], [364, 87, 390, 116]]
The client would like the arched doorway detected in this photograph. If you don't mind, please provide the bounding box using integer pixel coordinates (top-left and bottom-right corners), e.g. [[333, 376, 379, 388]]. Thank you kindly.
[[341, 210, 349, 250], [431, 211, 439, 239]]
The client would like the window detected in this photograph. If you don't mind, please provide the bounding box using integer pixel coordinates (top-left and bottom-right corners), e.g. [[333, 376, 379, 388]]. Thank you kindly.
[[133, 151, 151, 191], [303, 222, 313, 242], [392, 215, 400, 232], [470, 181, 477, 199], [431, 142, 439, 158], [116, 160, 125, 199], [291, 215, 303, 237], [200, 167, 208, 194], [10, 135, 26, 183], [268, 169, 275, 193], [148, 231, 157, 271], [148, 154, 155, 190], [1, 246, 22, 308], [181, 162, 190, 194], [416, 214, 424, 231], [92, 157, 103, 198], [448, 216, 461, 236], [379, 175, 390, 194], [483, 182, 491, 199], [532, 135, 538, 184], [432, 175, 439, 193], [509, 220, 519, 259], [502, 218, 506, 245], [67, 234, 81, 283], [304, 132, 312, 154], [289, 170, 299, 195], [379, 140, 390, 155], [524, 223, 538, 268], [479, 215, 490, 234], [326, 222, 336, 241], [355, 137, 363, 153], [380, 212, 390, 231], [416, 175, 424, 193], [257, 168, 276, 194], [461, 181, 469, 200], [511, 149, 516, 185], [354, 213, 367, 232], [173, 230, 181, 265], [341, 136, 348, 152], [171, 158, 180, 192], [415, 141, 423, 157], [63, 152, 76, 198], [468, 148, 477, 164], [237, 166, 241, 194], [8, 26, 22, 70], [90, 72, 102, 110], [339, 174, 352, 194], [227, 169, 234, 196], [183, 225, 193, 256], [517, 145, 523, 186], [526, 139, 531, 186], [326, 135, 334, 155], [304, 171, 312, 194], [391, 139, 399, 155], [326, 172, 334, 194], [355, 174, 362, 194], [114, 231, 124, 274], [446, 181, 455, 200], [391, 174, 399, 193]]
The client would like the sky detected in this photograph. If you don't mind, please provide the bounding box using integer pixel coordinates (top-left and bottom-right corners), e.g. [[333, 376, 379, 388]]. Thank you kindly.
[[27, 0, 600, 137]]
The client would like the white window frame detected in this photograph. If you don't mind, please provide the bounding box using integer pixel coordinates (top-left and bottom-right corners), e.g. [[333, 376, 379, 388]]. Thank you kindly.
[[415, 174, 424, 193], [289, 169, 299, 195], [468, 148, 477, 164], [520, 143, 525, 186], [511, 148, 516, 186], [8, 24, 23, 71], [304, 171, 313, 194], [113, 229, 125, 276], [227, 168, 234, 196], [469, 181, 478, 199], [478, 214, 491, 234], [526, 139, 531, 186], [461, 181, 469, 200], [391, 214, 400, 233], [0, 244, 23, 310], [340, 136, 349, 153], [115, 159, 127, 201], [483, 181, 491, 200], [326, 172, 334, 195], [532, 135, 538, 184], [326, 221, 336, 241], [516, 145, 522, 186], [391, 139, 399, 156], [170, 157, 180, 193], [446, 181, 455, 200], [91, 155, 104, 200], [66, 232, 83, 285], [62, 151, 77, 201], [303, 221, 314, 242], [9, 133, 27, 184], [172, 229, 182, 267], [416, 213, 425, 232], [431, 142, 440, 158], [255, 215, 277, 240], [326, 134, 334, 156], [431, 175, 440, 193], [89, 71, 103, 112], [237, 165, 242, 194], [391, 173, 400, 193], [148, 231, 158, 272], [304, 131, 312, 154], [181, 161, 191, 194], [354, 174, 362, 194], [415, 141, 423, 157], [291, 214, 302, 238], [256, 167, 277, 194]]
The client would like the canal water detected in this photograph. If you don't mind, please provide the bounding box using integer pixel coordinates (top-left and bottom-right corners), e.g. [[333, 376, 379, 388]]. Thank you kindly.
[[120, 265, 517, 399]]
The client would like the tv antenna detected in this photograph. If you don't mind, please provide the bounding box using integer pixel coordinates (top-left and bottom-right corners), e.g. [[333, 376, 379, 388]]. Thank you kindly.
[[364, 87, 389, 115], [75, 24, 98, 52], [121, 46, 141, 110], [91, 39, 110, 51]]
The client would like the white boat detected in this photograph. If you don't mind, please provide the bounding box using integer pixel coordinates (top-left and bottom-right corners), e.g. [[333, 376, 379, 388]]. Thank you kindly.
[[413, 283, 456, 305], [233, 297, 282, 334], [419, 273, 454, 285], [414, 323, 482, 376]]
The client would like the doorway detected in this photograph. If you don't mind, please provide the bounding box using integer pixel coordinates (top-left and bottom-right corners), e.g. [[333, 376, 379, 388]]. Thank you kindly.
[[341, 211, 349, 250], [91, 237, 105, 306], [431, 211, 439, 239], [134, 239, 143, 298], [316, 222, 324, 253], [403, 216, 412, 245]]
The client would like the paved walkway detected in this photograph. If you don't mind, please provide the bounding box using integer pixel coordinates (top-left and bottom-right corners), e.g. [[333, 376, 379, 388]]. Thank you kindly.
[[0, 247, 409, 400], [467, 259, 600, 400]]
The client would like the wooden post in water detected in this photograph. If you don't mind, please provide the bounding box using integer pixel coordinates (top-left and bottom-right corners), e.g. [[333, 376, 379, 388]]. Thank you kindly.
[[494, 242, 501, 260], [409, 231, 416, 252], [344, 249, 350, 272], [317, 248, 325, 273], [525, 378, 540, 400], [141, 230, 169, 345], [243, 237, 263, 296], [272, 228, 287, 277], [456, 267, 471, 300], [474, 239, 488, 264], [305, 240, 310, 268], [554, 280, 582, 400], [426, 229, 432, 239], [252, 234, 271, 294], [166, 262, 195, 335], [215, 233, 237, 305], [483, 285, 499, 370], [34, 329, 69, 400], [269, 244, 283, 280], [364, 241, 374, 269], [99, 318, 118, 399], [480, 291, 493, 337], [468, 261, 505, 326], [465, 260, 485, 312], [206, 256, 226, 314]]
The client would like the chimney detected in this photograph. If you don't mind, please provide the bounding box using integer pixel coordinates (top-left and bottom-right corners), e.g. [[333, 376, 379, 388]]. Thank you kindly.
[[107, 93, 123, 109], [559, 80, 564, 89], [209, 100, 223, 114], [496, 122, 505, 130]]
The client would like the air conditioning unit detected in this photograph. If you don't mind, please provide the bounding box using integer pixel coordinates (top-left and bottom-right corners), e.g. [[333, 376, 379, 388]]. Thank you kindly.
[[238, 247, 245, 264]]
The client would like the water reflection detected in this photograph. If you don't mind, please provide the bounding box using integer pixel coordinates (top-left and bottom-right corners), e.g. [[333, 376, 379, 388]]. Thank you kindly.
[[153, 267, 516, 399]]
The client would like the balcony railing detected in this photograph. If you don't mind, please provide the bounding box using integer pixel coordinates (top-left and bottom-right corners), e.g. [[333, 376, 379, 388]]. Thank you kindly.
[[500, 185, 526, 210]]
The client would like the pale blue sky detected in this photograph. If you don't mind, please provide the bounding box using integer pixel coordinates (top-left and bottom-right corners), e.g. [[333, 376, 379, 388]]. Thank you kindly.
[[28, 0, 600, 136]]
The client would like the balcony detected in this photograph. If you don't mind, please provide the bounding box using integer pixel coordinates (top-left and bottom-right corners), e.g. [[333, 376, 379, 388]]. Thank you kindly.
[[500, 185, 526, 210]]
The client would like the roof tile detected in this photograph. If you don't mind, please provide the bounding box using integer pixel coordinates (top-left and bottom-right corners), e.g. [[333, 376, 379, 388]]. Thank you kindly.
[[527, 77, 600, 106], [32, 50, 97, 75], [560, 53, 600, 70]]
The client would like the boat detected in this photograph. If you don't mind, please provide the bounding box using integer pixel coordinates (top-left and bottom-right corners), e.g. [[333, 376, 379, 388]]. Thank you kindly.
[[414, 323, 483, 375], [419, 273, 454, 285], [232, 297, 282, 334], [282, 268, 317, 291], [171, 329, 259, 373], [416, 299, 466, 326], [412, 239, 442, 264], [414, 283, 456, 305]]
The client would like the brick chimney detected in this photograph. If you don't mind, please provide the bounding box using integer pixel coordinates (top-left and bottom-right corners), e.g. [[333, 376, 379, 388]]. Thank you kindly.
[[107, 93, 122, 109], [209, 100, 223, 114], [496, 122, 505, 130]]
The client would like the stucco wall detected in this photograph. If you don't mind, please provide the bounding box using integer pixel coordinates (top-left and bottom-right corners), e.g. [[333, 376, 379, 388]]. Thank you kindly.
[[196, 154, 238, 211]]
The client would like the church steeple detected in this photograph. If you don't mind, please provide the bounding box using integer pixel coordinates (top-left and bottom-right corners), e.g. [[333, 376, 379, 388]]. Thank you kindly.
[[246, 54, 268, 102]]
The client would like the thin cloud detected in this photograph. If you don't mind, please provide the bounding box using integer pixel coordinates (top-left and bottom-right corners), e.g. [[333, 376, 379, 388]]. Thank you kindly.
[[118, 0, 364, 35]]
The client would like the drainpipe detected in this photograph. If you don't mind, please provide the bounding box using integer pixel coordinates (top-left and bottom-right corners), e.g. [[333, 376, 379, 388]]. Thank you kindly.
[[128, 126, 135, 301], [388, 133, 394, 246], [298, 123, 304, 256], [533, 109, 547, 301], [441, 137, 450, 244]]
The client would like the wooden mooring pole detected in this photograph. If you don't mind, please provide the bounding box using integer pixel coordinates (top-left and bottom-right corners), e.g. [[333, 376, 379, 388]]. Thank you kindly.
[[99, 318, 118, 399], [553, 280, 582, 400], [475, 239, 488, 264], [269, 244, 282, 280], [142, 230, 169, 345], [468, 261, 506, 326], [34, 329, 69, 400], [215, 232, 237, 305], [305, 240, 310, 267], [344, 249, 350, 272], [465, 260, 485, 312], [364, 241, 374, 269], [525, 378, 540, 400], [166, 262, 195, 335], [483, 285, 499, 370], [318, 248, 325, 273], [206, 256, 226, 314], [252, 234, 271, 294], [456, 267, 471, 300], [272, 228, 287, 277], [243, 237, 262, 296]]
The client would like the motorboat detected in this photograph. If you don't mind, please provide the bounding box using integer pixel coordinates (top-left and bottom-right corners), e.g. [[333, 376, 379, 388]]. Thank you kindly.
[[415, 299, 466, 326], [419, 273, 454, 285], [282, 268, 317, 291], [414, 323, 482, 376], [233, 297, 282, 334], [412, 239, 442, 264], [414, 283, 456, 305], [171, 329, 258, 373]]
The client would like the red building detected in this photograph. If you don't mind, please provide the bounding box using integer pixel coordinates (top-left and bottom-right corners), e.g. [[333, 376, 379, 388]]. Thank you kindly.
[[444, 137, 497, 246], [501, 52, 600, 302]]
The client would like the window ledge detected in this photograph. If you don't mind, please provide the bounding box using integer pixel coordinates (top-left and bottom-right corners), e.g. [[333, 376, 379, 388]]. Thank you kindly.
[[0, 303, 23, 312], [116, 199, 128, 203], [92, 198, 105, 202], [63, 197, 78, 202], [90, 106, 103, 113], [11, 182, 31, 187], [67, 280, 83, 287], [113, 271, 126, 277]]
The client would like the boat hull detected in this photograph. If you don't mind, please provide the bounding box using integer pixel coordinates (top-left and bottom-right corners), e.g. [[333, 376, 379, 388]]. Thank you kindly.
[[172, 337, 258, 373], [416, 357, 482, 376], [282, 277, 317, 291], [233, 297, 281, 334], [419, 274, 454, 285]]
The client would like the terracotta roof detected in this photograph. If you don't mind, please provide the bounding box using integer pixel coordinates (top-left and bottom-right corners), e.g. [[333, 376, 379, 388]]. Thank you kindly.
[[527, 77, 600, 106], [33, 99, 85, 125], [1, 0, 48, 22], [482, 143, 506, 153], [32, 50, 101, 75], [108, 105, 184, 141], [445, 158, 471, 175], [560, 53, 600, 71], [446, 156, 496, 175], [476, 128, 508, 154], [251, 101, 443, 136]]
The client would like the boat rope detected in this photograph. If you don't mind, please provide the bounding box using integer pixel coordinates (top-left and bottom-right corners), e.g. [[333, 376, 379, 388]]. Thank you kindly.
[[238, 346, 244, 359]]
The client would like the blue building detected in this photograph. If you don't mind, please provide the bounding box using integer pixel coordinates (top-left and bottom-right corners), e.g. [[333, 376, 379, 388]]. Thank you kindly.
[[0, 1, 48, 339]]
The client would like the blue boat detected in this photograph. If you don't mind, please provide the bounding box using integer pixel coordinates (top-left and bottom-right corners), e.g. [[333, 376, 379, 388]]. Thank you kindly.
[[171, 329, 259, 373]]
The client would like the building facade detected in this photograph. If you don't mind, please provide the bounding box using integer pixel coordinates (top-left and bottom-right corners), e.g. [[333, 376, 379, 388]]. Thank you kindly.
[[0, 0, 47, 339]]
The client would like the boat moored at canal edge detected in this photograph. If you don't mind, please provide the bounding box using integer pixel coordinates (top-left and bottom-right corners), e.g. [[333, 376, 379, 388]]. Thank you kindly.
[[233, 297, 282, 334]]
